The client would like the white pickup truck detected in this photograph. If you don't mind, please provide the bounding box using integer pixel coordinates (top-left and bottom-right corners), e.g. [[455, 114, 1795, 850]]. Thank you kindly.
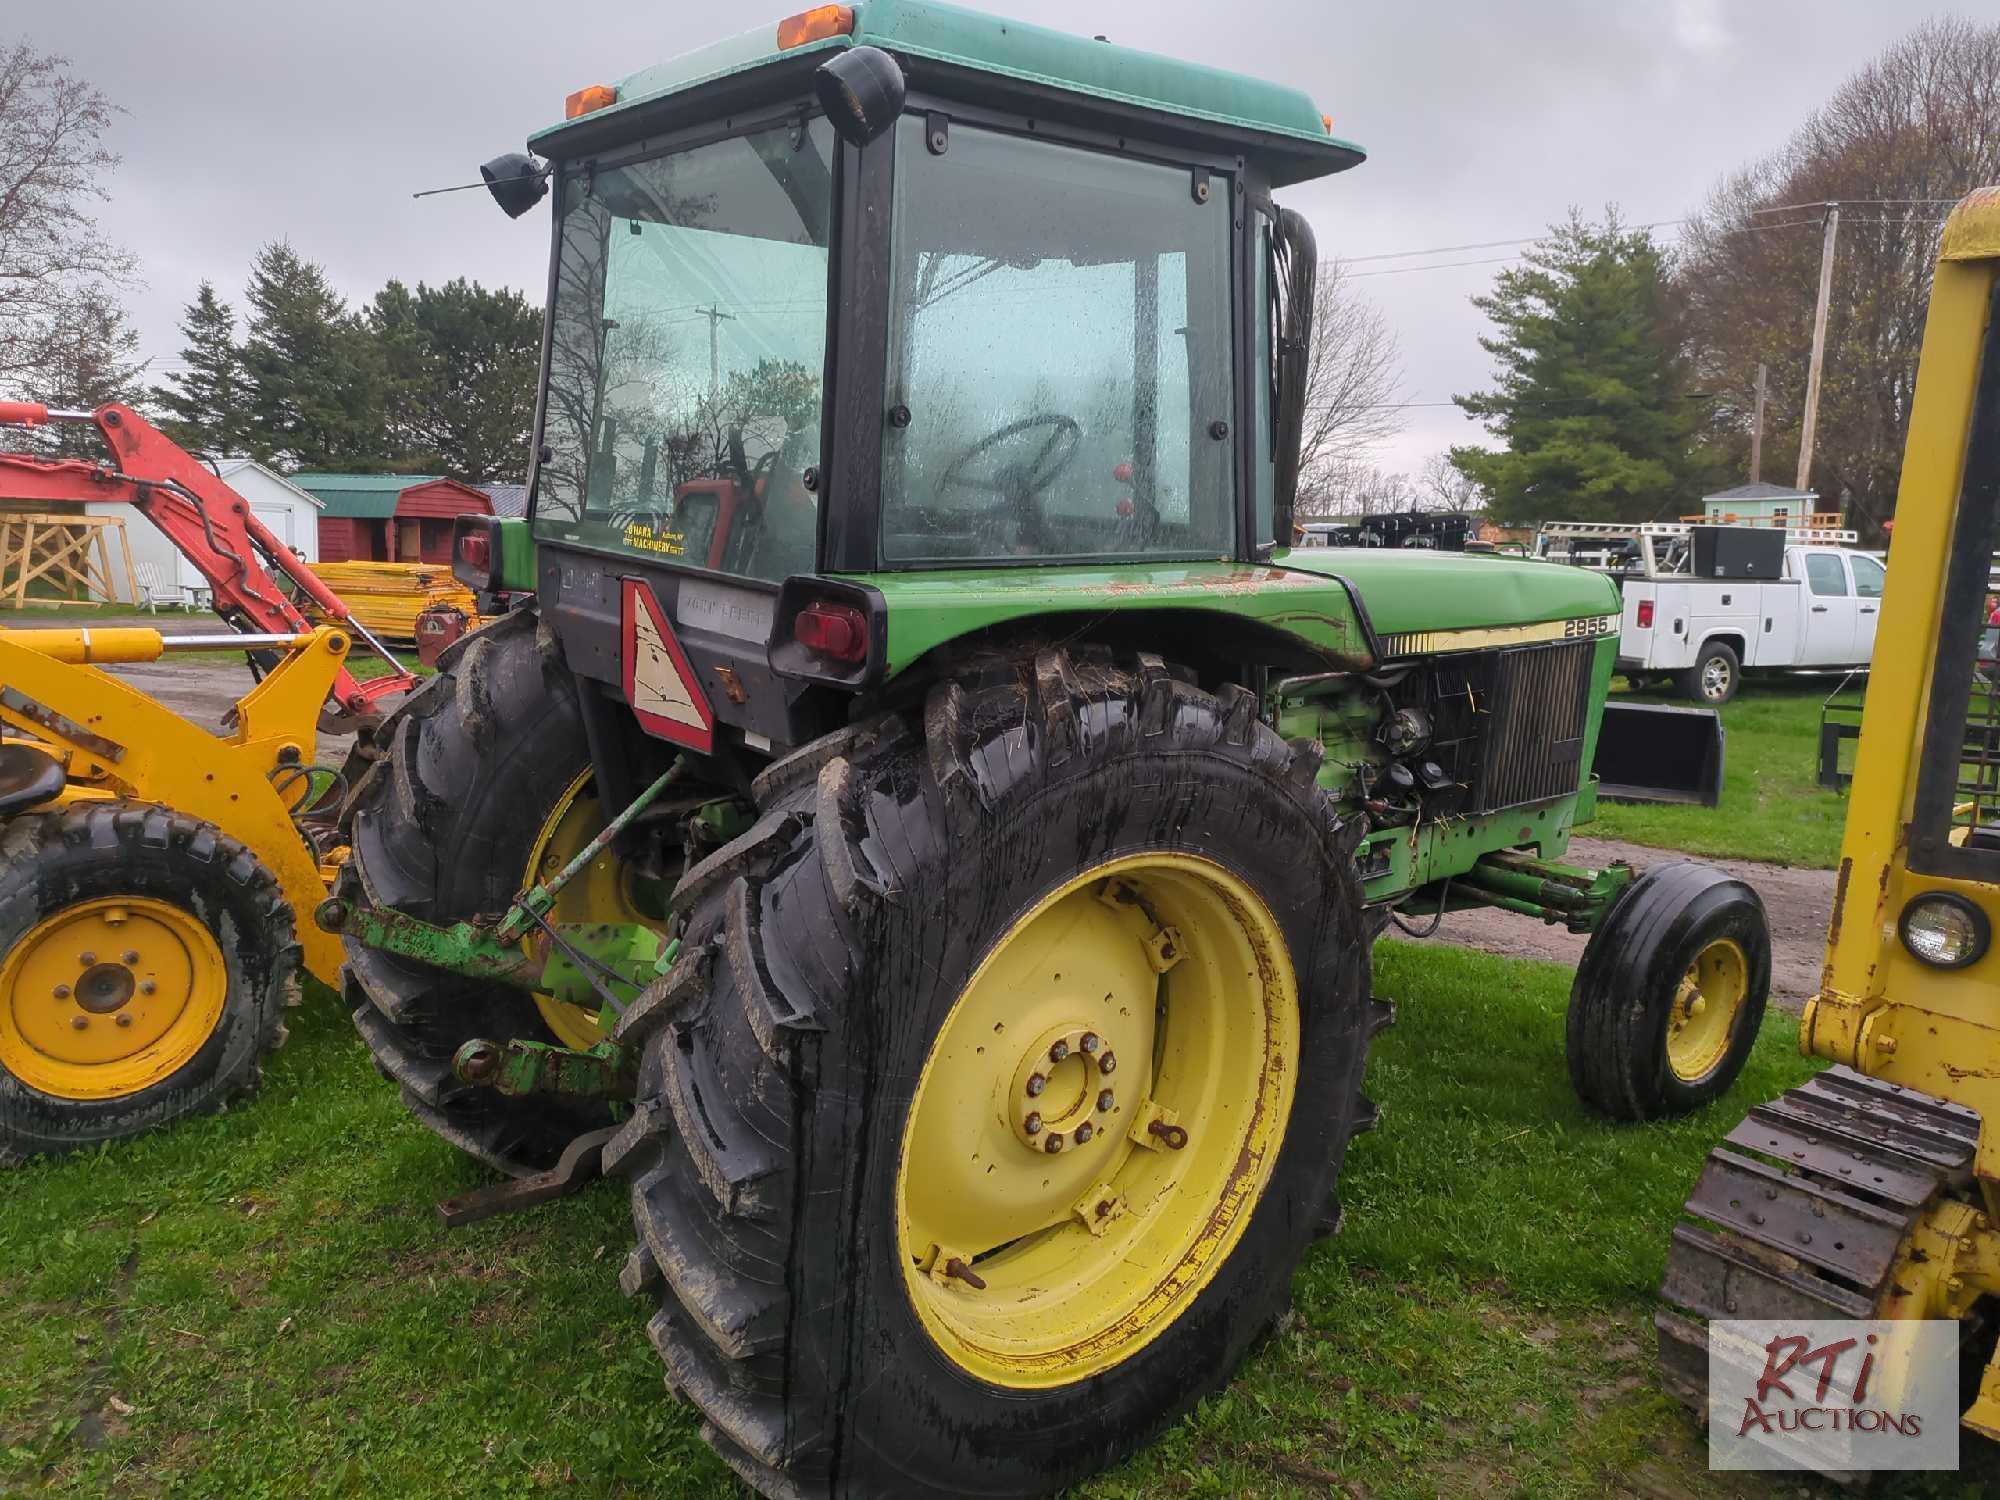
[[1535, 523, 1884, 704]]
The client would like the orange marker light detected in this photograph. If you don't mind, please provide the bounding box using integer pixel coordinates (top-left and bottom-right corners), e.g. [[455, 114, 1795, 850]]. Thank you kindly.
[[565, 84, 618, 119], [1320, 113, 1334, 134], [777, 4, 855, 49]]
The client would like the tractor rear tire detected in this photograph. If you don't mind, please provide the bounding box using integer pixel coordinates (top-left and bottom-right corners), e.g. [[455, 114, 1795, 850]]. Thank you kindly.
[[338, 608, 618, 1176], [1565, 861, 1770, 1121], [606, 647, 1380, 1498], [0, 802, 299, 1164]]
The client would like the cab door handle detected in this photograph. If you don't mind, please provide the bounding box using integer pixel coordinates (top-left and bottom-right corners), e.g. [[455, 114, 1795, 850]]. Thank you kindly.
[[1811, 605, 1829, 612], [1860, 606, 1877, 613]]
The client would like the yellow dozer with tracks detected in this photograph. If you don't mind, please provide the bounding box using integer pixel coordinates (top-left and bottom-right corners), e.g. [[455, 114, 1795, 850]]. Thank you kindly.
[[0, 401, 418, 1161], [1656, 187, 2000, 1457]]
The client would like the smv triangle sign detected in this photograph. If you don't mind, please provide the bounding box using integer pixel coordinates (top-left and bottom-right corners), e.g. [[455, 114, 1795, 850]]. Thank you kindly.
[[620, 578, 715, 753]]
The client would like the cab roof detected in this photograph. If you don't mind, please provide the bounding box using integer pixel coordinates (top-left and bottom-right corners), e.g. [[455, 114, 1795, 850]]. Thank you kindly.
[[531, 0, 1364, 187]]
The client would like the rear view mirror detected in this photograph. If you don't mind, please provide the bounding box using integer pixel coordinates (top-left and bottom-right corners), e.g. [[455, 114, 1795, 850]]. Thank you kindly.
[[814, 46, 905, 146], [481, 153, 550, 219]]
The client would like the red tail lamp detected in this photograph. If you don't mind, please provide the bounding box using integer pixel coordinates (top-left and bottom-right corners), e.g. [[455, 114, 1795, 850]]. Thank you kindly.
[[1636, 599, 1655, 629], [794, 600, 868, 663]]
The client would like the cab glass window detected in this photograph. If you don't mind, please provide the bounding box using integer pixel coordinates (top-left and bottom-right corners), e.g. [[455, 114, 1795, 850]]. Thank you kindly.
[[1851, 554, 1886, 598], [879, 120, 1235, 564], [1806, 552, 1850, 596], [537, 121, 834, 582]]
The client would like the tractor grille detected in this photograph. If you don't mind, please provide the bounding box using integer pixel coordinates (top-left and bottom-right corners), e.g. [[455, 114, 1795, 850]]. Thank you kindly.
[[1473, 639, 1596, 813]]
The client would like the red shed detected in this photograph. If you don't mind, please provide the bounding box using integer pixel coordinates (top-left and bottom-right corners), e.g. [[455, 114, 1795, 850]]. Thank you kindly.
[[293, 474, 493, 564]]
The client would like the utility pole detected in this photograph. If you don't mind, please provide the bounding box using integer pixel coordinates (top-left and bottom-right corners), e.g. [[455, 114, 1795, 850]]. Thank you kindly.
[[1749, 362, 1768, 483], [1795, 205, 1840, 493], [698, 304, 736, 400]]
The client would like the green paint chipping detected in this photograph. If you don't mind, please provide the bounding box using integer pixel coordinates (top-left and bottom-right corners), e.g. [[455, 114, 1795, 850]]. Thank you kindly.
[[529, 0, 1362, 185]]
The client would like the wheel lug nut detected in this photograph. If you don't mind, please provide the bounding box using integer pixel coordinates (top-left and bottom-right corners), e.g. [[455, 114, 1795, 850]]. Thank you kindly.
[[1025, 1072, 1046, 1097], [1048, 1040, 1069, 1064], [1044, 1133, 1065, 1153], [115, 1014, 133, 1028], [1074, 1122, 1094, 1144], [1097, 1089, 1115, 1112], [121, 950, 140, 965], [1024, 1112, 1043, 1135], [78, 952, 96, 966], [1080, 1032, 1100, 1054], [1098, 1051, 1117, 1076], [71, 1016, 88, 1031], [53, 984, 70, 1000], [139, 980, 156, 995]]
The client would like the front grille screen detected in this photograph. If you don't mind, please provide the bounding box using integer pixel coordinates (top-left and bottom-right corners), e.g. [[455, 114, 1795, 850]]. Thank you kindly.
[[1474, 639, 1596, 813]]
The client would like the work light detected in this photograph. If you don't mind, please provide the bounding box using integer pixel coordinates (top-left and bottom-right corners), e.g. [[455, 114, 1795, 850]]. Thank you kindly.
[[1899, 891, 1990, 969]]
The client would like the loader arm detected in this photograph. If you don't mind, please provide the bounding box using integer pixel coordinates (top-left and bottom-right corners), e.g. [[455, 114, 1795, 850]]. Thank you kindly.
[[0, 401, 416, 723]]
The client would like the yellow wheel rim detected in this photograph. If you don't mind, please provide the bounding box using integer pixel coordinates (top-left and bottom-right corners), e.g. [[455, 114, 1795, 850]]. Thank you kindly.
[[0, 897, 228, 1101], [1666, 936, 1749, 1082], [896, 852, 1300, 1388], [524, 768, 665, 1049]]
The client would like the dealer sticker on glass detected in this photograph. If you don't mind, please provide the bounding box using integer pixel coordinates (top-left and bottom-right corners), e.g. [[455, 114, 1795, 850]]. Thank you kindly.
[[1707, 1319, 1959, 1472]]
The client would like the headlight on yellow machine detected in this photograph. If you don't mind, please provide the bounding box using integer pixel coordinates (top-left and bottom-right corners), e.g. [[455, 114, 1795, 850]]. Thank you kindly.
[[1899, 892, 1991, 969]]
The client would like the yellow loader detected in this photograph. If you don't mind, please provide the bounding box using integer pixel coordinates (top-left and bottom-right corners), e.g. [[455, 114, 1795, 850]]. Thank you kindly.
[[1656, 186, 2000, 1463], [0, 399, 421, 1161], [0, 625, 361, 1160]]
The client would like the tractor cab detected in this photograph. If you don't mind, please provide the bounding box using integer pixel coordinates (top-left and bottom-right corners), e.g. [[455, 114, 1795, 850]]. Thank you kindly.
[[465, 0, 1362, 749]]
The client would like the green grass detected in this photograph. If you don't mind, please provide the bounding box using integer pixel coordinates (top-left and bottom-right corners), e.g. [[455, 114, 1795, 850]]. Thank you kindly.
[[6, 941, 1990, 1496], [1589, 677, 1859, 869]]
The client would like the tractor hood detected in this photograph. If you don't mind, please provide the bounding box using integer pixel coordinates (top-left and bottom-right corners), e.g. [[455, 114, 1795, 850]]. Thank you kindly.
[[1273, 546, 1619, 654]]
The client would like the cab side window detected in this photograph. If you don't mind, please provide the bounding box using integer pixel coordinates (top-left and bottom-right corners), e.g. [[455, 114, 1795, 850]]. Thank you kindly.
[[1850, 554, 1886, 598], [1806, 552, 1850, 597]]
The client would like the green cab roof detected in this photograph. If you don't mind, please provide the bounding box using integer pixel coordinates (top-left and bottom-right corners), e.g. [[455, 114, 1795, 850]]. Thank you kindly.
[[531, 0, 1363, 186]]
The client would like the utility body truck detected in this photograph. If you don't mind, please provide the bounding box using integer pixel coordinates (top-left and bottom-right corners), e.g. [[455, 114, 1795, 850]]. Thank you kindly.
[[1537, 520, 1883, 704], [308, 5, 1770, 1493]]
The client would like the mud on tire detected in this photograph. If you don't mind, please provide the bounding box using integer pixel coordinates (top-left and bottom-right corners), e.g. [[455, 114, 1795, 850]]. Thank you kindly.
[[607, 646, 1386, 1498], [0, 802, 299, 1164], [337, 607, 611, 1176]]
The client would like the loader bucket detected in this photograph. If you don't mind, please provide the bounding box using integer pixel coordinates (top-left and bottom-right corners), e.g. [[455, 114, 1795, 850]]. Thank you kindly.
[[1592, 702, 1725, 807]]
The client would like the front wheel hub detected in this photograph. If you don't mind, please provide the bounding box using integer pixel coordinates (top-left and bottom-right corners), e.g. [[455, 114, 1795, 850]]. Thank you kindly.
[[0, 897, 226, 1100]]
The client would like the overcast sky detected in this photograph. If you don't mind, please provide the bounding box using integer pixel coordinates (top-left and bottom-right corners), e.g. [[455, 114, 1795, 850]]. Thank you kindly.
[[16, 0, 1989, 477]]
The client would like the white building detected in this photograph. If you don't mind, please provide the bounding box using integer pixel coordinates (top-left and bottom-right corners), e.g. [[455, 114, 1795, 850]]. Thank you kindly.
[[84, 459, 323, 607]]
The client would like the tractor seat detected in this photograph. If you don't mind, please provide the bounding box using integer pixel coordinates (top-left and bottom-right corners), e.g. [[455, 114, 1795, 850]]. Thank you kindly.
[[0, 742, 67, 816]]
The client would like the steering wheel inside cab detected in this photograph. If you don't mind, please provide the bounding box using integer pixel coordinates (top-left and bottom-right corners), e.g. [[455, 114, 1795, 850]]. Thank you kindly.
[[936, 414, 1082, 553]]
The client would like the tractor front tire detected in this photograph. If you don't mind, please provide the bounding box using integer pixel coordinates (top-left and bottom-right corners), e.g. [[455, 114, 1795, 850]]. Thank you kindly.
[[338, 608, 621, 1176], [608, 648, 1382, 1498], [0, 803, 298, 1164], [1566, 861, 1770, 1121]]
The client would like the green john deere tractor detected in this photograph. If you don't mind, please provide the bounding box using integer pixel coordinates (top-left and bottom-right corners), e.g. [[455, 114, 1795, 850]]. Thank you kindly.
[[323, 4, 1770, 1492]]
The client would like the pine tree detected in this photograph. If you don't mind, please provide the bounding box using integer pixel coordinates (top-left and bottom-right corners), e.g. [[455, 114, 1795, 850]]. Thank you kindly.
[[152, 281, 243, 454], [1450, 212, 1701, 524], [238, 242, 384, 469], [25, 295, 145, 458], [369, 278, 540, 482]]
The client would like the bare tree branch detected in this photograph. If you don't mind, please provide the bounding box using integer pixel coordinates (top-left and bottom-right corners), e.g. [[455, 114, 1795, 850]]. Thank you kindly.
[[0, 40, 137, 385], [1296, 259, 1404, 494]]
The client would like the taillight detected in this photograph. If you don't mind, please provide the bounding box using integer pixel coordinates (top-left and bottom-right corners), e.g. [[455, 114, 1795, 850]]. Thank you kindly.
[[452, 516, 500, 592], [794, 600, 867, 663], [1636, 599, 1655, 629]]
